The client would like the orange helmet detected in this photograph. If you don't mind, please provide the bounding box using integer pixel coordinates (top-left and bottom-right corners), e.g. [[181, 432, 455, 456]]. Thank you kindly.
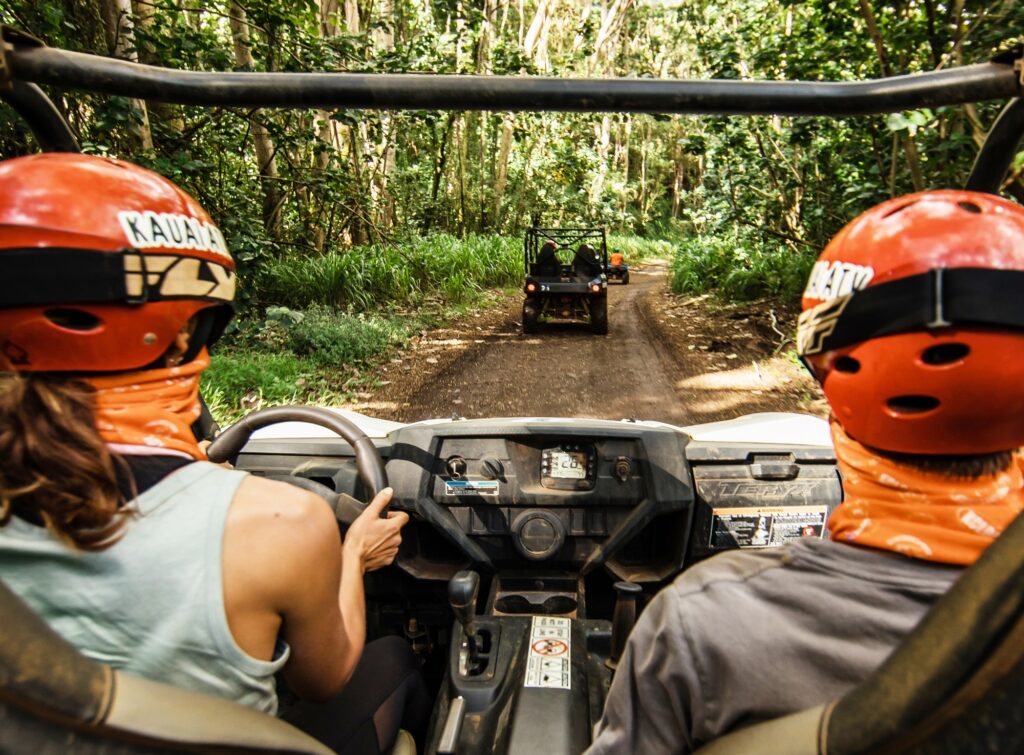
[[0, 154, 235, 373], [798, 190, 1024, 455]]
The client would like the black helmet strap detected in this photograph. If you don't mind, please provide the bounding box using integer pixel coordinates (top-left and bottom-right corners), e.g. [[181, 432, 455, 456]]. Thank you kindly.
[[0, 246, 235, 307], [798, 267, 1024, 357]]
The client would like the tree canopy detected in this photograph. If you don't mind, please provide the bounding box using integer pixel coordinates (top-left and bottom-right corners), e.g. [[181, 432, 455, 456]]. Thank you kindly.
[[2, 0, 1021, 273]]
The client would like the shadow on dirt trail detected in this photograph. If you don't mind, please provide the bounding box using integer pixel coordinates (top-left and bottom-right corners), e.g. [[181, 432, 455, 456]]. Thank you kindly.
[[368, 260, 824, 426]]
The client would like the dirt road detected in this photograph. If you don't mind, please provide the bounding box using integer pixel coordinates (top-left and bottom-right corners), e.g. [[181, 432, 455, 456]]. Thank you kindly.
[[368, 261, 823, 426]]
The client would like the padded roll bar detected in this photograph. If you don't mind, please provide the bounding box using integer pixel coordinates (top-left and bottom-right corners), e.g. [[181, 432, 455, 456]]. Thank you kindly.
[[2, 28, 1022, 192], [0, 81, 79, 153], [966, 98, 1024, 194], [2, 30, 1020, 116]]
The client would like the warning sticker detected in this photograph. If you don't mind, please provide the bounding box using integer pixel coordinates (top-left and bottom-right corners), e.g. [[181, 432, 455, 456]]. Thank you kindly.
[[710, 505, 827, 549], [444, 480, 499, 497], [524, 616, 571, 690], [532, 638, 568, 656]]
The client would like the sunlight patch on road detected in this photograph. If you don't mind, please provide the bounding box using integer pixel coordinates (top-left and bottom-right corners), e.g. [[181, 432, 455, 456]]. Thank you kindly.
[[671, 357, 815, 417], [675, 361, 784, 391], [354, 399, 405, 412]]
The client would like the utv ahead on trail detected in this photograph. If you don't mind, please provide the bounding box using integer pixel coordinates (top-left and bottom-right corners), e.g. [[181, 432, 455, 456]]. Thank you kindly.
[[605, 249, 629, 284], [522, 227, 609, 335]]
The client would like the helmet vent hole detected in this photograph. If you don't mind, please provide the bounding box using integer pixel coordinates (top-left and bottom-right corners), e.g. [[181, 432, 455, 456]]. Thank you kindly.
[[957, 201, 982, 214], [883, 200, 918, 218], [886, 395, 940, 415], [833, 356, 861, 373], [921, 343, 970, 366], [43, 308, 102, 332]]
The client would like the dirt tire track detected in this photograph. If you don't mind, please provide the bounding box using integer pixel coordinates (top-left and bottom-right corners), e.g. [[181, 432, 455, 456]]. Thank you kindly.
[[361, 262, 823, 425]]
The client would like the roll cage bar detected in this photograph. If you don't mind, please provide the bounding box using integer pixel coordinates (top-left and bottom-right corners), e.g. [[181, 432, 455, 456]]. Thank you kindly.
[[525, 228, 608, 270], [0, 26, 1022, 195]]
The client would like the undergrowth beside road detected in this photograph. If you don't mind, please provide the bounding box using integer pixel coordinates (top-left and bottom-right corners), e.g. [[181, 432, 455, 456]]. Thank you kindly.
[[203, 303, 459, 423], [203, 234, 669, 424], [669, 232, 816, 302], [254, 234, 522, 310]]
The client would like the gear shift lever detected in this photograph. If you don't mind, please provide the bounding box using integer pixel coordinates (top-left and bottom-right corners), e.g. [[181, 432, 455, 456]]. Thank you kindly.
[[606, 580, 642, 671], [448, 570, 480, 675]]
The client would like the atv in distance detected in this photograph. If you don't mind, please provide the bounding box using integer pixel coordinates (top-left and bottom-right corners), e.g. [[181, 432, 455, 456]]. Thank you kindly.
[[606, 249, 629, 284], [522, 227, 609, 335]]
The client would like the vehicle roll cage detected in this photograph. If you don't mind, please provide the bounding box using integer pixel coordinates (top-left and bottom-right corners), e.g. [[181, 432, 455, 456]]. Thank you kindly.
[[525, 228, 608, 270], [0, 26, 1022, 195]]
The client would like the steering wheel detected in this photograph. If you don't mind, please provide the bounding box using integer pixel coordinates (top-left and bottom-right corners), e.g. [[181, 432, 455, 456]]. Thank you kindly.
[[206, 405, 389, 523]]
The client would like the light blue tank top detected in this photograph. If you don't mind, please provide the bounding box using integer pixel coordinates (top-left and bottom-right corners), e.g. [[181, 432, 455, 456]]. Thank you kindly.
[[0, 461, 289, 714]]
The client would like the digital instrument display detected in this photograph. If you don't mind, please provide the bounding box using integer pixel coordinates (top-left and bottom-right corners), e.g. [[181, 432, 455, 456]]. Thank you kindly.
[[546, 449, 588, 479], [541, 444, 596, 489]]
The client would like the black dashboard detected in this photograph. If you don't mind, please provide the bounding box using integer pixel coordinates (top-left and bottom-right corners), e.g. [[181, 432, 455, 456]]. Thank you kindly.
[[235, 416, 842, 587], [385, 418, 693, 582]]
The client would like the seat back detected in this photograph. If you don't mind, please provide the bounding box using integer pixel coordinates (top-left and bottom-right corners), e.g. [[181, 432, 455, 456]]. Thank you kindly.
[[696, 511, 1024, 755], [531, 241, 559, 278], [822, 510, 1024, 754], [0, 580, 332, 754], [572, 244, 601, 278]]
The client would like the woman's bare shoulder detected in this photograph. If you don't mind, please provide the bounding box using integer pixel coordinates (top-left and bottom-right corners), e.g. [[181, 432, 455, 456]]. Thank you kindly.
[[234, 475, 334, 521], [227, 476, 340, 567], [223, 476, 341, 615]]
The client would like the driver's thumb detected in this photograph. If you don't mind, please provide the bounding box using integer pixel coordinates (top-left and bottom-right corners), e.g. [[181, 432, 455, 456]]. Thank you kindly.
[[366, 487, 394, 515]]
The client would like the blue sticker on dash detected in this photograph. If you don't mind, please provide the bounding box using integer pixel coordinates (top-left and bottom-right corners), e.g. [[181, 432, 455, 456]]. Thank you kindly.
[[444, 480, 500, 497]]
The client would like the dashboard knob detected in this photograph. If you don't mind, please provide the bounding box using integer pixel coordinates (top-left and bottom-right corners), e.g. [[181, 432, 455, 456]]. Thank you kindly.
[[446, 456, 467, 479], [512, 510, 565, 561], [480, 456, 504, 480], [614, 456, 632, 482]]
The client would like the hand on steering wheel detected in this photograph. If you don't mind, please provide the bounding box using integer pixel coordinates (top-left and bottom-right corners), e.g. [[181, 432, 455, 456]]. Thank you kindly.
[[345, 488, 410, 572]]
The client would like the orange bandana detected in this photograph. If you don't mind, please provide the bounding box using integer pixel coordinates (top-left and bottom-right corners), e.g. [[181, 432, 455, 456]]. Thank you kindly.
[[86, 350, 209, 461], [828, 420, 1024, 566]]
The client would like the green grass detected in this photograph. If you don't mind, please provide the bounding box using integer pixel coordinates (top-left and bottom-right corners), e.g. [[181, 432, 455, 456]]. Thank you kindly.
[[255, 234, 522, 311], [204, 303, 446, 423], [202, 350, 390, 425], [669, 233, 815, 301], [255, 233, 672, 312]]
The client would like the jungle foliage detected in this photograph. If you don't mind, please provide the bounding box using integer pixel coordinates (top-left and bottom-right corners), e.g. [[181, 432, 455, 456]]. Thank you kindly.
[[1, 0, 1021, 306]]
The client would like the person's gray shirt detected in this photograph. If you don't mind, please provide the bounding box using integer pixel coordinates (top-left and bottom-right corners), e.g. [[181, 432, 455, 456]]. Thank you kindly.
[[587, 538, 963, 754]]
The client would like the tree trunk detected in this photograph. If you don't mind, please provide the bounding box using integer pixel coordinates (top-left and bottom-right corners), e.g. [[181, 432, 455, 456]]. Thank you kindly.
[[672, 155, 683, 219], [426, 113, 456, 233], [590, 115, 612, 204], [857, 0, 925, 192], [638, 124, 648, 229], [621, 117, 631, 220], [476, 0, 497, 72], [344, 0, 359, 34], [590, 0, 634, 75], [523, 0, 555, 66], [316, 0, 341, 200], [493, 113, 515, 226], [131, 0, 184, 139], [101, 0, 154, 151], [228, 1, 283, 240], [374, 0, 398, 236], [457, 116, 469, 233]]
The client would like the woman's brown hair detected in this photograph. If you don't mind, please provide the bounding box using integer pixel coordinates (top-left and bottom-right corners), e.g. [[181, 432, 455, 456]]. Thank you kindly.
[[0, 373, 127, 550]]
